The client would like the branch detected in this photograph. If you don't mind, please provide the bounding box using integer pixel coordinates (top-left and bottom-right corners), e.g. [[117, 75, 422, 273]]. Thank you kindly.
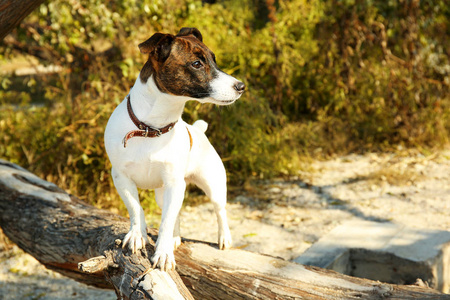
[[0, 0, 46, 40]]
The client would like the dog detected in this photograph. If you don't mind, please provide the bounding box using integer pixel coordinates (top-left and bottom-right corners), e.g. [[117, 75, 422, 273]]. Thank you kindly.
[[104, 27, 245, 271]]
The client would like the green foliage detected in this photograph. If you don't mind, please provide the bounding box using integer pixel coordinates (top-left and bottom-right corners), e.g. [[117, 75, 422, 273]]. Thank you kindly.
[[1, 0, 449, 210]]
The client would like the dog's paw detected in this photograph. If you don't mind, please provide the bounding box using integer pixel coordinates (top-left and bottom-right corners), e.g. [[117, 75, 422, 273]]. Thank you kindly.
[[122, 228, 149, 254], [152, 250, 176, 271], [218, 229, 232, 250]]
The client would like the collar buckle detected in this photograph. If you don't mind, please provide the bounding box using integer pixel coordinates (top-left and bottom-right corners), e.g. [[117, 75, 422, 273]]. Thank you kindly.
[[153, 127, 162, 137]]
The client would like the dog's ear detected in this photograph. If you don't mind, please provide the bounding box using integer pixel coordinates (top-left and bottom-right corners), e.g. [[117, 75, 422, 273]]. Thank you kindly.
[[139, 33, 174, 62], [176, 27, 203, 42]]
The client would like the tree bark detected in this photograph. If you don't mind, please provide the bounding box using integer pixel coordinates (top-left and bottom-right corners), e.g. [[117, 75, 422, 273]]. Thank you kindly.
[[0, 0, 46, 40], [0, 159, 447, 299]]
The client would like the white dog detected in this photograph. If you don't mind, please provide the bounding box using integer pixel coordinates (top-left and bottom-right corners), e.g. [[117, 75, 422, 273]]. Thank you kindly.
[[104, 27, 245, 271]]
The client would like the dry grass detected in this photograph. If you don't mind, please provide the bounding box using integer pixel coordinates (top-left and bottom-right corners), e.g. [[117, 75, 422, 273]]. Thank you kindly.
[[366, 165, 422, 186], [362, 154, 433, 186]]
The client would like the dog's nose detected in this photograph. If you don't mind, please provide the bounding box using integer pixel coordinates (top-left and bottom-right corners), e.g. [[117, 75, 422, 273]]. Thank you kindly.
[[234, 81, 246, 93]]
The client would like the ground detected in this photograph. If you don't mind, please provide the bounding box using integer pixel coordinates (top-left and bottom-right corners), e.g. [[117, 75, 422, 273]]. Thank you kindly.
[[1, 150, 449, 299]]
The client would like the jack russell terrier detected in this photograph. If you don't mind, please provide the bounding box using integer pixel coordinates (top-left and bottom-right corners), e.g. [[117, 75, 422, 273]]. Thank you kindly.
[[104, 27, 245, 271]]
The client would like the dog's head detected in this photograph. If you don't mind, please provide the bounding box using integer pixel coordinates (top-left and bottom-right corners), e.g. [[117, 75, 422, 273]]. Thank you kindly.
[[138, 27, 245, 105]]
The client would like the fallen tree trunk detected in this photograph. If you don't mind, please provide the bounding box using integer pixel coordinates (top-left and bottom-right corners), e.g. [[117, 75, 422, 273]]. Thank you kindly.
[[0, 159, 447, 299]]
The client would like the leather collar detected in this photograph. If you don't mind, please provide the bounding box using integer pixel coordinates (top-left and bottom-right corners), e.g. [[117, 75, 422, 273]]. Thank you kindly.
[[123, 95, 177, 148]]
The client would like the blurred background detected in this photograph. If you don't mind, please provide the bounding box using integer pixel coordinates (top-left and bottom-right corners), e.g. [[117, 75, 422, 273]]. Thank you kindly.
[[0, 0, 449, 215]]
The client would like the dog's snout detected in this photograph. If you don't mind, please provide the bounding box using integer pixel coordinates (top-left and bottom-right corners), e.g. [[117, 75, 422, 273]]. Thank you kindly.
[[234, 81, 246, 93]]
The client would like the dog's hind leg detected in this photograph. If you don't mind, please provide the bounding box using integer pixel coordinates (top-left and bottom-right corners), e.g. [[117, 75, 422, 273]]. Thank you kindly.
[[155, 187, 182, 249], [213, 192, 233, 250], [112, 168, 149, 253], [192, 152, 232, 250], [173, 215, 182, 249]]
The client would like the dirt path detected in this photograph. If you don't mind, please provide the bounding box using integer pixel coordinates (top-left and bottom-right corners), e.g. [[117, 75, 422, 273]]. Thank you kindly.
[[1, 151, 449, 299], [181, 150, 450, 259]]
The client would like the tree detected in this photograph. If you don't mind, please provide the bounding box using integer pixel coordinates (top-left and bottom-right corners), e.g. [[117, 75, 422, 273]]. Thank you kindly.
[[0, 0, 46, 40]]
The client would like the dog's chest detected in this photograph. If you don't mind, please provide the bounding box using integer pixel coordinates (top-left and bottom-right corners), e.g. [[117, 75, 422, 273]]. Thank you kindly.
[[124, 159, 165, 189], [118, 134, 190, 189]]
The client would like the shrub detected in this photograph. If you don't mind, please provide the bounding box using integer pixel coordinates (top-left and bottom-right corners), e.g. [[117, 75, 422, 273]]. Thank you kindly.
[[0, 0, 448, 211]]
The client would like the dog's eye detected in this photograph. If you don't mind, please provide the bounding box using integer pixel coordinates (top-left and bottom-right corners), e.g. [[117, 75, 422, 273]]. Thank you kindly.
[[191, 60, 203, 69]]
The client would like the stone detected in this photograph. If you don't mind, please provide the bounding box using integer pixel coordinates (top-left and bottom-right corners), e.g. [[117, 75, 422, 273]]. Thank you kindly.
[[294, 219, 450, 293]]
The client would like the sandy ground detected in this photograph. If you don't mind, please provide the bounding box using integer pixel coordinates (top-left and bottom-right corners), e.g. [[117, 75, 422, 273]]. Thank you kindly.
[[1, 150, 449, 299]]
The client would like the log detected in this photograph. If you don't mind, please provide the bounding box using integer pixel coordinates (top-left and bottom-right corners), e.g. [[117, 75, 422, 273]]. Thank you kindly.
[[0, 0, 46, 40], [0, 159, 448, 299], [0, 159, 192, 300]]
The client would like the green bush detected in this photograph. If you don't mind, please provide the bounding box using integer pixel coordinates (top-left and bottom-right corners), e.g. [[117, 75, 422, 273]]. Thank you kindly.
[[0, 0, 449, 212]]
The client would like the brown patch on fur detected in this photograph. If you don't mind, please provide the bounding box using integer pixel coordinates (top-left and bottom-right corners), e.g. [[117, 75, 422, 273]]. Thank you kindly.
[[140, 59, 154, 84], [177, 27, 203, 41], [139, 33, 175, 83], [138, 28, 219, 99]]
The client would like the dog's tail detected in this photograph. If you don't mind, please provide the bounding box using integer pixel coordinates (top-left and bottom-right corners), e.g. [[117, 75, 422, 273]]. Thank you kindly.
[[193, 120, 208, 133]]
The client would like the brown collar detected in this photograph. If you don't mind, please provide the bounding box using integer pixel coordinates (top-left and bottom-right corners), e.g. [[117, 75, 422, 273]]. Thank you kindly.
[[123, 95, 177, 148]]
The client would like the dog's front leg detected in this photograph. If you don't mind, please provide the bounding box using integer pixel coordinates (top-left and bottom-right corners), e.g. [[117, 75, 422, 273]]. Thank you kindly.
[[152, 180, 186, 271], [112, 168, 149, 253], [155, 187, 182, 250]]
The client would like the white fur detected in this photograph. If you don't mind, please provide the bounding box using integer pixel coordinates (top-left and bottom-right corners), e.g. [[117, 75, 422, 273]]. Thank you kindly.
[[193, 120, 208, 133], [210, 71, 242, 102], [194, 71, 242, 105], [104, 72, 242, 271]]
